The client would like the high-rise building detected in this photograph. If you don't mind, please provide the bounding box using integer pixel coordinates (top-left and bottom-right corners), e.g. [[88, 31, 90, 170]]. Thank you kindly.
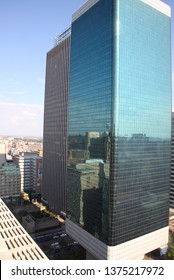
[[66, 0, 172, 259], [170, 112, 174, 209], [13, 152, 38, 192], [42, 29, 70, 213]]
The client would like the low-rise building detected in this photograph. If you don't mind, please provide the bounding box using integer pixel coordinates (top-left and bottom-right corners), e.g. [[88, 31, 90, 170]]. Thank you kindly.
[[22, 215, 35, 233]]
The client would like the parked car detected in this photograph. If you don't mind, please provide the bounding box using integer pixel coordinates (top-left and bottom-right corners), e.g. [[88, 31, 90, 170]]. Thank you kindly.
[[60, 233, 67, 237], [51, 242, 59, 247]]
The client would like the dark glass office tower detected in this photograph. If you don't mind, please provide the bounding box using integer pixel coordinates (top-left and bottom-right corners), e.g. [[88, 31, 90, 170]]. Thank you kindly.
[[66, 0, 172, 259], [42, 30, 70, 214]]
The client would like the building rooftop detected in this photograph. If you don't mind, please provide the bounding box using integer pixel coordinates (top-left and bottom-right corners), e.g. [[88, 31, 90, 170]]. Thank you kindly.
[[0, 198, 48, 260], [54, 27, 71, 47]]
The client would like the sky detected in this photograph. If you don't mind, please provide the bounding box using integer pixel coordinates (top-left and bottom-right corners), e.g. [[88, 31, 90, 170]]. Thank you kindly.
[[0, 0, 173, 137]]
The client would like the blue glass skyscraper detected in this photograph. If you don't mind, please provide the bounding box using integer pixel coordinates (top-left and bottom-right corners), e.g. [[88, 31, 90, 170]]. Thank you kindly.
[[66, 0, 172, 259]]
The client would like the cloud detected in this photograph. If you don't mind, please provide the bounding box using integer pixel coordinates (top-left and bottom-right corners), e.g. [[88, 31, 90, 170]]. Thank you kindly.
[[23, 110, 36, 118], [0, 91, 25, 103], [0, 102, 44, 137]]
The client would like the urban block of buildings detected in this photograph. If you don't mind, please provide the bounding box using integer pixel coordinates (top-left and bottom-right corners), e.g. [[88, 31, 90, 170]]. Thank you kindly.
[[0, 138, 43, 199], [42, 0, 172, 260]]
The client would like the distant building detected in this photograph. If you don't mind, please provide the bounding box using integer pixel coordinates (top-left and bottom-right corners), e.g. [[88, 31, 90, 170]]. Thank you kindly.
[[22, 215, 35, 233], [0, 142, 6, 168], [0, 198, 48, 260], [27, 143, 42, 152], [171, 112, 174, 209], [36, 156, 43, 193], [0, 162, 21, 197], [42, 28, 70, 214], [22, 214, 60, 234], [13, 152, 38, 192], [38, 150, 43, 157]]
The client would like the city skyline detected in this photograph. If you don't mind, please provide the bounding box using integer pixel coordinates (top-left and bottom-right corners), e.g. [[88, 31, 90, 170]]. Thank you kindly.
[[0, 0, 173, 137]]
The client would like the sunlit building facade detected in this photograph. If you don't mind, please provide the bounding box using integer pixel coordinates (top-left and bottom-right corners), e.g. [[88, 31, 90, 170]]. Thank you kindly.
[[13, 152, 38, 192], [66, 0, 172, 259]]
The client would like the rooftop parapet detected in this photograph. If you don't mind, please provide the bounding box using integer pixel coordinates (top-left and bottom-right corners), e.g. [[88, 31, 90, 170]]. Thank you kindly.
[[54, 27, 71, 47]]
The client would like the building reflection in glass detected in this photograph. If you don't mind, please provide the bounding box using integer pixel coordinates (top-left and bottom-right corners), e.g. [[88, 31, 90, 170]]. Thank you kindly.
[[67, 131, 170, 245]]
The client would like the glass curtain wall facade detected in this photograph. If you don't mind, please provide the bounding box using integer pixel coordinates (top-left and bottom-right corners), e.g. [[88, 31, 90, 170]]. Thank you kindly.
[[67, 0, 171, 247], [67, 0, 113, 244], [110, 0, 171, 246]]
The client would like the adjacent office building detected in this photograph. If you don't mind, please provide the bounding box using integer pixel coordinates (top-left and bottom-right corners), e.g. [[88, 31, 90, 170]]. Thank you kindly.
[[13, 152, 38, 192], [0, 162, 21, 197], [171, 112, 174, 209], [42, 29, 70, 213], [66, 0, 172, 259], [0, 143, 21, 198]]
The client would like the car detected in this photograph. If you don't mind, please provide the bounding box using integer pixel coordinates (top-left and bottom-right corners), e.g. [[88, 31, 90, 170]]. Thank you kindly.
[[51, 242, 59, 247], [60, 233, 67, 237]]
